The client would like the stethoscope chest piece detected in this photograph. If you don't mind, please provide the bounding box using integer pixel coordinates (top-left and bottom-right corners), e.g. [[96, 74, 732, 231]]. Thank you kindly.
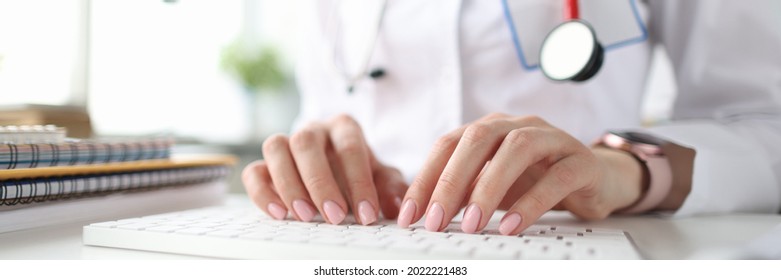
[[539, 20, 604, 82]]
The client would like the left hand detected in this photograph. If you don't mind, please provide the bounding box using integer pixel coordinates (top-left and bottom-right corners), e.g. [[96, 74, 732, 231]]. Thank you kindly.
[[396, 113, 645, 235]]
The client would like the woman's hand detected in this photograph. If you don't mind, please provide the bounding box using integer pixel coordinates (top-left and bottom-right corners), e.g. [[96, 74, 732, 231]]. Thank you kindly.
[[242, 114, 407, 225], [397, 113, 645, 235]]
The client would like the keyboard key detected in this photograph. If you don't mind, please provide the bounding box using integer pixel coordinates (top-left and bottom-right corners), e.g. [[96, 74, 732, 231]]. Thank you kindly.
[[272, 235, 310, 243], [345, 228, 380, 235], [238, 232, 277, 240], [199, 218, 231, 224], [188, 222, 222, 228], [351, 239, 390, 249], [429, 244, 474, 257], [523, 251, 569, 260], [345, 231, 378, 239], [285, 222, 316, 228], [159, 220, 196, 226], [317, 224, 347, 230], [387, 241, 430, 253], [348, 225, 383, 231], [412, 231, 451, 238], [175, 227, 216, 235], [310, 231, 348, 238], [556, 232, 626, 241], [473, 247, 519, 259], [245, 225, 278, 232], [206, 230, 245, 238], [383, 235, 424, 243], [254, 219, 286, 226], [277, 228, 312, 235], [448, 234, 488, 242], [584, 227, 626, 235], [309, 237, 350, 246], [145, 225, 185, 233], [380, 226, 413, 233], [423, 237, 461, 247], [520, 235, 561, 243], [216, 224, 251, 231], [376, 230, 413, 237]]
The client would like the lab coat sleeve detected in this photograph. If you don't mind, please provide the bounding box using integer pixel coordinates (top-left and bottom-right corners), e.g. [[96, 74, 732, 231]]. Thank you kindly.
[[647, 0, 781, 216]]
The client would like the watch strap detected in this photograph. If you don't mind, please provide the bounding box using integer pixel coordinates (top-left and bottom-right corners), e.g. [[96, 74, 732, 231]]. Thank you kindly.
[[617, 156, 673, 214]]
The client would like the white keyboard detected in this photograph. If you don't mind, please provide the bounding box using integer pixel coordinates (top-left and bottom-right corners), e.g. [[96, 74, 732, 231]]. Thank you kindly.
[[83, 205, 642, 260]]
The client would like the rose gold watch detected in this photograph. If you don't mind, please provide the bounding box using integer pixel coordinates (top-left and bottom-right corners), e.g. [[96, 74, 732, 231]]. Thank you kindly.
[[598, 131, 673, 214]]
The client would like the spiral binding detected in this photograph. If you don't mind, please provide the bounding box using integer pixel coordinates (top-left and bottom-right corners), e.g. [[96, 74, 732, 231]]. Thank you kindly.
[[1, 138, 174, 169], [0, 166, 229, 206]]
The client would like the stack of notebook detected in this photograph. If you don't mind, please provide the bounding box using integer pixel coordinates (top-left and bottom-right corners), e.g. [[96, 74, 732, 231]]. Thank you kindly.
[[0, 125, 236, 233]]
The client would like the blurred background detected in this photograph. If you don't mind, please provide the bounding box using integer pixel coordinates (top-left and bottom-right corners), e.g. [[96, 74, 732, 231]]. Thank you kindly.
[[0, 0, 305, 192], [0, 0, 675, 193]]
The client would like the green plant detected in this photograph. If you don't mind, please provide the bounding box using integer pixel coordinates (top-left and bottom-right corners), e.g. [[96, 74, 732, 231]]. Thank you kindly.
[[220, 40, 286, 94]]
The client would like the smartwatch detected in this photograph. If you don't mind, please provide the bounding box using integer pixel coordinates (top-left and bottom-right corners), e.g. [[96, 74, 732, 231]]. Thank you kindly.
[[597, 131, 673, 214]]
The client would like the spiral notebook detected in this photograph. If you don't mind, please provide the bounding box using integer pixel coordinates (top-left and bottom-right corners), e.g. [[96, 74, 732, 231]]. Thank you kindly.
[[1, 131, 174, 170], [0, 155, 236, 207], [0, 155, 236, 233]]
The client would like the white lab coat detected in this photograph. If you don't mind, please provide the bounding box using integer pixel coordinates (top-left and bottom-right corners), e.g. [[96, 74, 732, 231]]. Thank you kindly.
[[292, 0, 781, 216]]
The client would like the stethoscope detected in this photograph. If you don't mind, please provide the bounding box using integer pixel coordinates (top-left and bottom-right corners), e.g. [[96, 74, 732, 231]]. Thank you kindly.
[[539, 0, 604, 82], [329, 0, 604, 94], [327, 0, 389, 93]]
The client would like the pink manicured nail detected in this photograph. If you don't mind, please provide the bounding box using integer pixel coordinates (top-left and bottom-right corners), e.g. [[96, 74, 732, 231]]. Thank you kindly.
[[397, 199, 417, 228], [267, 202, 287, 220], [292, 199, 316, 222], [358, 200, 377, 225], [323, 200, 346, 225], [393, 196, 402, 209], [425, 202, 445, 232], [499, 213, 522, 235], [461, 203, 482, 234]]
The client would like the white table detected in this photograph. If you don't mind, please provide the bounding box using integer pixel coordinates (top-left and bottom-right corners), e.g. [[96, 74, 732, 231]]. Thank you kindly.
[[1, 194, 779, 260]]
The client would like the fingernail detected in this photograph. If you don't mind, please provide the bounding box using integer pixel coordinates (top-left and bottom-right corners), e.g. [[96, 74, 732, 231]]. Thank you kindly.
[[358, 200, 377, 225], [393, 196, 402, 209], [461, 203, 482, 234], [323, 200, 346, 225], [267, 202, 287, 220], [425, 202, 445, 232], [397, 199, 417, 228], [499, 212, 522, 235], [292, 199, 316, 222]]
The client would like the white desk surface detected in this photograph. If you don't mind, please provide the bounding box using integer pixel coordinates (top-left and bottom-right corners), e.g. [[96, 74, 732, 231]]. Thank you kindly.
[[1, 194, 780, 260]]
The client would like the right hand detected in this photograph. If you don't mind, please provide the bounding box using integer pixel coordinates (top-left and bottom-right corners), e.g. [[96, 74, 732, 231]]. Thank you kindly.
[[242, 114, 408, 225]]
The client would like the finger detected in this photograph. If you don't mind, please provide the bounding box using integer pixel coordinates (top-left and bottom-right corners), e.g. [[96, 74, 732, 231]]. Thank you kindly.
[[398, 113, 513, 228], [499, 156, 592, 235], [373, 164, 407, 219], [463, 127, 566, 233], [328, 115, 380, 225], [289, 124, 349, 225], [241, 160, 288, 220], [425, 120, 517, 232], [262, 134, 317, 222], [397, 128, 463, 228]]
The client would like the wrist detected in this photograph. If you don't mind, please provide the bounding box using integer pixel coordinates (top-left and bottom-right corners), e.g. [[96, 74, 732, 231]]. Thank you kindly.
[[591, 147, 646, 212], [593, 131, 695, 214]]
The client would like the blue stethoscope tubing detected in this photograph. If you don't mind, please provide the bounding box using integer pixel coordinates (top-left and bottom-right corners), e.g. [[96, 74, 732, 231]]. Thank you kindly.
[[501, 0, 648, 71]]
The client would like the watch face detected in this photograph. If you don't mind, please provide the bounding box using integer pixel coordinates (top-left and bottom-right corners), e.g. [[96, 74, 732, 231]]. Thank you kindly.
[[609, 131, 667, 146]]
